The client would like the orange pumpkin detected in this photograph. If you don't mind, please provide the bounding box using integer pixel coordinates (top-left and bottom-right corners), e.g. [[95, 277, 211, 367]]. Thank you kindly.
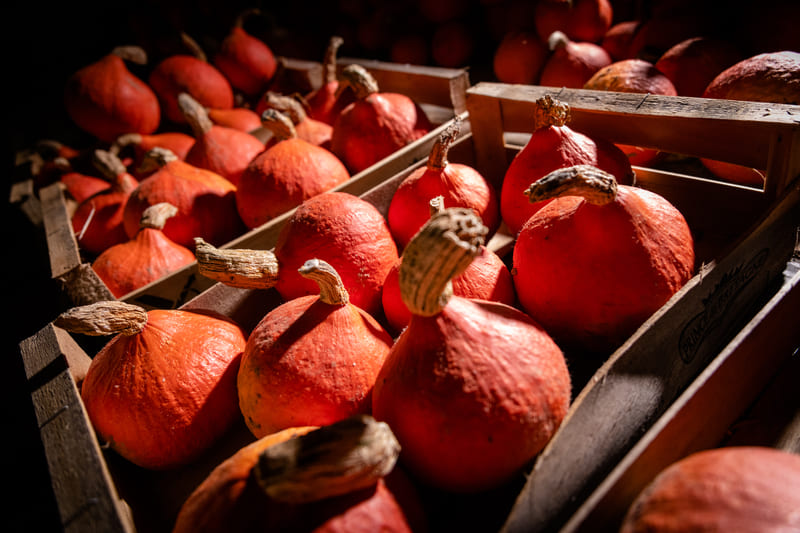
[[534, 0, 613, 44], [387, 117, 500, 249], [305, 36, 356, 126], [148, 35, 234, 124], [236, 109, 349, 229], [92, 202, 195, 298], [180, 92, 266, 187], [493, 30, 548, 85], [620, 447, 800, 532], [512, 165, 695, 355], [373, 208, 570, 493], [212, 8, 277, 97], [63, 45, 160, 143], [330, 64, 433, 174], [500, 95, 634, 236], [122, 147, 244, 248], [71, 149, 138, 255], [54, 301, 246, 470], [256, 92, 334, 150], [539, 30, 613, 89], [654, 36, 743, 98], [237, 259, 393, 437]]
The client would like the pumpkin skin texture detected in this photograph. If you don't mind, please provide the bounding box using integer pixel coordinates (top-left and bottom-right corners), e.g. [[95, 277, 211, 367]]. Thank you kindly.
[[61, 171, 112, 203], [149, 55, 234, 124], [79, 308, 246, 470], [272, 192, 399, 318], [584, 59, 677, 167], [381, 246, 516, 335], [206, 106, 262, 133], [63, 48, 160, 143], [601, 20, 641, 62], [374, 296, 570, 493], [112, 131, 196, 176], [237, 270, 393, 437], [654, 37, 743, 98], [620, 447, 800, 533], [703, 51, 800, 105], [500, 95, 634, 236], [92, 204, 195, 298], [122, 150, 244, 248], [236, 129, 350, 229], [513, 166, 695, 355], [330, 65, 433, 174]]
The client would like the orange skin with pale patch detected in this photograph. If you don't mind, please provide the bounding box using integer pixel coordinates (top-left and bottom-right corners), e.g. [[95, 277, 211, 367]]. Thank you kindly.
[[80, 309, 246, 470]]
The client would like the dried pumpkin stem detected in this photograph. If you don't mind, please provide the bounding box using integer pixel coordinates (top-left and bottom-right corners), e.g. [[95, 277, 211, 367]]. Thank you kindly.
[[337, 64, 379, 100], [111, 45, 148, 65], [261, 92, 307, 124], [179, 92, 214, 136], [323, 35, 344, 84], [525, 164, 618, 205], [298, 258, 349, 306], [110, 133, 143, 157], [180, 32, 207, 62], [399, 207, 487, 316], [92, 149, 127, 181], [429, 195, 445, 217], [137, 146, 179, 175], [140, 202, 178, 230], [194, 237, 280, 290], [254, 415, 400, 504], [54, 301, 148, 337], [260, 109, 298, 142], [547, 30, 570, 52], [427, 116, 461, 171], [534, 94, 571, 130]]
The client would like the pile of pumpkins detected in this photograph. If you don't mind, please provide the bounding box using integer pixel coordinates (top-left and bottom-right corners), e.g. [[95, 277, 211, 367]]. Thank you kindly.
[[42, 2, 800, 532]]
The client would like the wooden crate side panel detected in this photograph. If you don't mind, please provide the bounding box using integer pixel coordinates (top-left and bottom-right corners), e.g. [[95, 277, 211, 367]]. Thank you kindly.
[[466, 83, 800, 198], [40, 182, 81, 279], [500, 178, 800, 533], [19, 325, 134, 533], [561, 261, 800, 532]]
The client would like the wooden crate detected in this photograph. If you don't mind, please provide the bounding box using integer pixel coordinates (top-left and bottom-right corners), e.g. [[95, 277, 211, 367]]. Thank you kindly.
[[17, 84, 800, 533], [36, 57, 470, 309]]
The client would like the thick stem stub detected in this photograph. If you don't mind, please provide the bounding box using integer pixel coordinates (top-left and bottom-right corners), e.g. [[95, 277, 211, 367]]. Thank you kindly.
[[399, 207, 487, 316], [533, 94, 571, 130], [298, 258, 349, 306], [254, 415, 400, 504], [194, 238, 280, 290], [427, 116, 461, 171], [140, 202, 178, 230], [525, 164, 619, 205], [337, 64, 379, 100], [54, 301, 148, 337], [260, 108, 298, 141], [178, 92, 214, 136]]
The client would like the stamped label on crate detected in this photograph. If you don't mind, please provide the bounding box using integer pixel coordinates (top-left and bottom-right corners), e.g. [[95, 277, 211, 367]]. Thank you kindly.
[[679, 248, 770, 364]]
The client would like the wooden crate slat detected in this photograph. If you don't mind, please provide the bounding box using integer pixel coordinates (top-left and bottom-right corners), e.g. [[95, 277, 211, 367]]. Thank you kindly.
[[19, 325, 135, 533], [560, 259, 800, 532]]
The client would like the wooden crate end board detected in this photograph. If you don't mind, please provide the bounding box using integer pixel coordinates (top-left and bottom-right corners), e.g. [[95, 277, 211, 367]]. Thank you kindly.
[[561, 260, 800, 533], [19, 325, 135, 533]]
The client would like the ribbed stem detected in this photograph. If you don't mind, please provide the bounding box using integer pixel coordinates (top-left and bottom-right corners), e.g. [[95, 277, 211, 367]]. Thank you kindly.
[[140, 202, 178, 230], [323, 35, 344, 84], [54, 301, 148, 337], [427, 116, 461, 171], [260, 109, 298, 141], [111, 45, 148, 65], [254, 415, 400, 504], [138, 147, 178, 175], [194, 238, 280, 290], [337, 64, 379, 100], [178, 92, 214, 136], [399, 207, 487, 316], [92, 149, 127, 181], [261, 92, 307, 124], [298, 259, 349, 306], [525, 164, 618, 205]]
